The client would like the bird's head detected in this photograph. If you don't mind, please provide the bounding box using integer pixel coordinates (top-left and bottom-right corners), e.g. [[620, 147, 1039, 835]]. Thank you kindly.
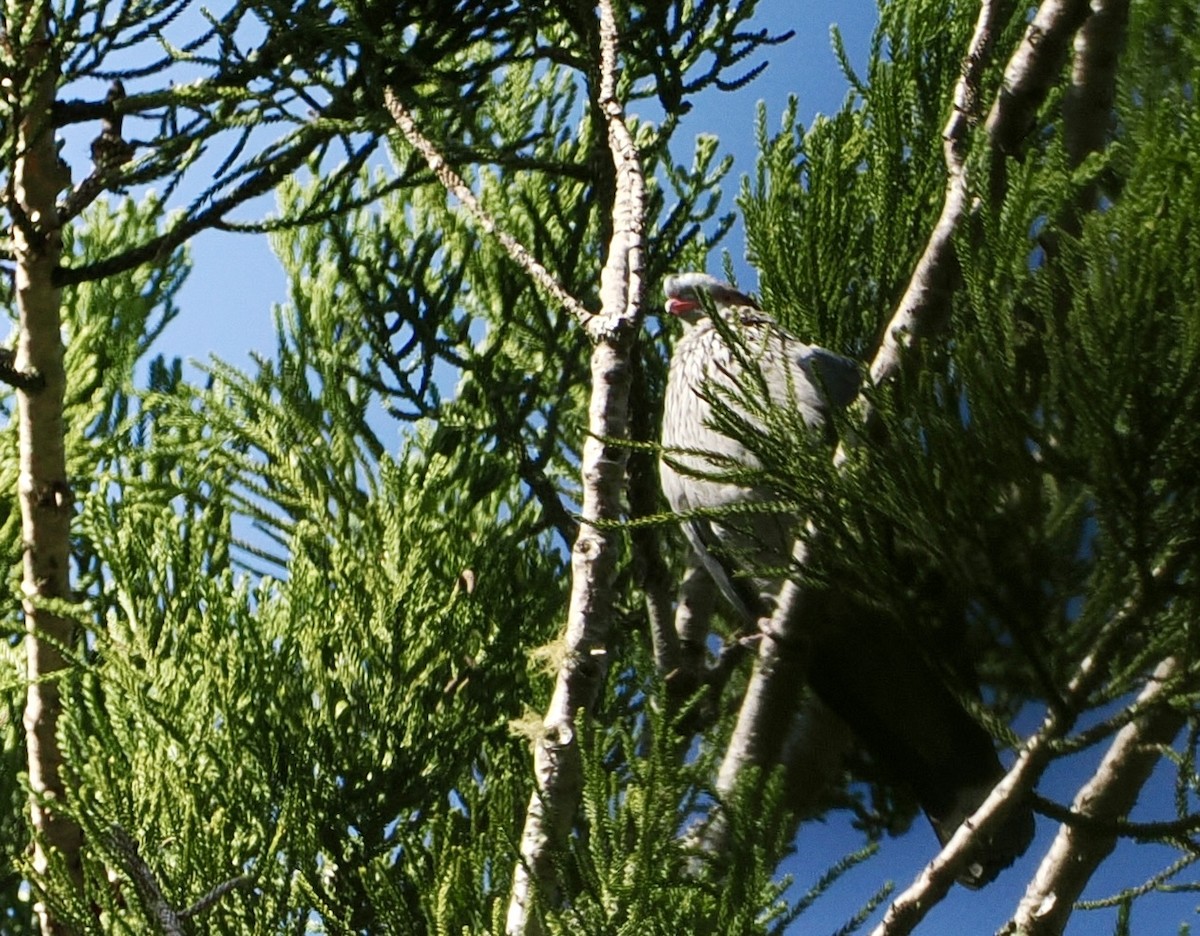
[[663, 273, 758, 323]]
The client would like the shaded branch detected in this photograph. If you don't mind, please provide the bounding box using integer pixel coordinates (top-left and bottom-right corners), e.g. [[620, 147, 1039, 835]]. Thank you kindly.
[[54, 125, 325, 287], [666, 554, 719, 712], [871, 561, 1179, 936], [0, 347, 46, 391], [516, 448, 579, 548], [700, 544, 810, 858], [627, 352, 679, 678], [1032, 792, 1200, 840], [105, 825, 251, 935], [1000, 655, 1189, 936], [1062, 0, 1130, 170], [59, 82, 135, 221]]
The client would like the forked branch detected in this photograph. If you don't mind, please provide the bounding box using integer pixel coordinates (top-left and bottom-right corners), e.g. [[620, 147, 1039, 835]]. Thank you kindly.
[[999, 655, 1189, 936]]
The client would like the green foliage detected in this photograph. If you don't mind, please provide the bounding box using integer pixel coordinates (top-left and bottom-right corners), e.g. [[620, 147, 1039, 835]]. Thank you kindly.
[[0, 197, 190, 928], [49, 419, 566, 930], [739, 0, 979, 358], [735, 0, 1200, 919], [5, 0, 1197, 932], [0, 2, 780, 928]]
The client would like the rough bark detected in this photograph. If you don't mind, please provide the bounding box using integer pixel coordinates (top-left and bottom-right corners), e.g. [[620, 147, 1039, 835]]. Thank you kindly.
[[8, 0, 85, 928], [999, 655, 1188, 936], [504, 2, 645, 931]]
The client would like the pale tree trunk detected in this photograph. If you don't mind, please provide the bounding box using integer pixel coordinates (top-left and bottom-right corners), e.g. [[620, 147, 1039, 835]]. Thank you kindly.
[[7, 0, 85, 929], [505, 2, 644, 929], [871, 0, 1017, 386], [386, 4, 644, 931]]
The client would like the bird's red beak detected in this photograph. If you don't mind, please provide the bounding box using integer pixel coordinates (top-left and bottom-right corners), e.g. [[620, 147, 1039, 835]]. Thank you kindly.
[[666, 297, 700, 316]]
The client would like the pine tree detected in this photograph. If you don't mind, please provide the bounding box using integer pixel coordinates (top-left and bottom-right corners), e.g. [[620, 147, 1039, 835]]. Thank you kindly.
[[2, 0, 786, 931], [4, 0, 1198, 933]]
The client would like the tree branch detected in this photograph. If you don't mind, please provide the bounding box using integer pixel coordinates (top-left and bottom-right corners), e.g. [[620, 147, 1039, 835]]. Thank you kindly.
[[0, 346, 46, 390], [54, 126, 324, 287], [698, 544, 811, 854], [665, 555, 718, 712], [870, 0, 1016, 386], [105, 825, 251, 934], [870, 562, 1178, 936], [985, 0, 1094, 156], [506, 2, 644, 931], [628, 353, 680, 679], [383, 89, 594, 328], [9, 2, 85, 926], [1062, 0, 1130, 170], [1031, 793, 1200, 840], [999, 655, 1189, 936]]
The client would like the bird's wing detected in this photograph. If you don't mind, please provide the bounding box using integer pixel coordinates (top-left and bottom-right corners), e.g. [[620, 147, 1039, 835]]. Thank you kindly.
[[800, 346, 861, 409], [679, 516, 760, 628], [724, 312, 859, 422]]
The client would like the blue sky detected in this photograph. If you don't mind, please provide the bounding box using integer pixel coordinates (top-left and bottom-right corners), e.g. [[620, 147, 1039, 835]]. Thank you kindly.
[[136, 2, 1193, 932], [154, 3, 878, 374]]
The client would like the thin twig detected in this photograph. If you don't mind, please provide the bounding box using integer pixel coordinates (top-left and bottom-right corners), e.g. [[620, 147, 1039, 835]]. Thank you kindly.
[[105, 825, 252, 933], [383, 89, 594, 328], [105, 826, 186, 936]]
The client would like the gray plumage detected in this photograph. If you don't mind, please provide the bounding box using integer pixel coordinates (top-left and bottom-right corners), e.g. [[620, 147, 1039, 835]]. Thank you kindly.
[[659, 272, 858, 621], [659, 273, 1034, 888]]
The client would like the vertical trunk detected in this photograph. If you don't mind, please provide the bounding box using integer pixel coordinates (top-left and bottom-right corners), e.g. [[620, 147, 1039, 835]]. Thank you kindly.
[[9, 1, 84, 929], [505, 3, 643, 932]]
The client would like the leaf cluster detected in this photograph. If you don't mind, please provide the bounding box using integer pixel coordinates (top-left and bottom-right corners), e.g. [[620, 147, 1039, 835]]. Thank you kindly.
[[729, 0, 1200, 909]]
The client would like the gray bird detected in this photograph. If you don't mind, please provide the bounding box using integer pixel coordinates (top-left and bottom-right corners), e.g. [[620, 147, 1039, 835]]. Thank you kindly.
[[660, 272, 859, 619], [659, 272, 1034, 888]]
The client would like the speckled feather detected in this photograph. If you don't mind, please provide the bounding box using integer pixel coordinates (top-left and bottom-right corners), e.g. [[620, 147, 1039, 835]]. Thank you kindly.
[[659, 274, 858, 620]]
